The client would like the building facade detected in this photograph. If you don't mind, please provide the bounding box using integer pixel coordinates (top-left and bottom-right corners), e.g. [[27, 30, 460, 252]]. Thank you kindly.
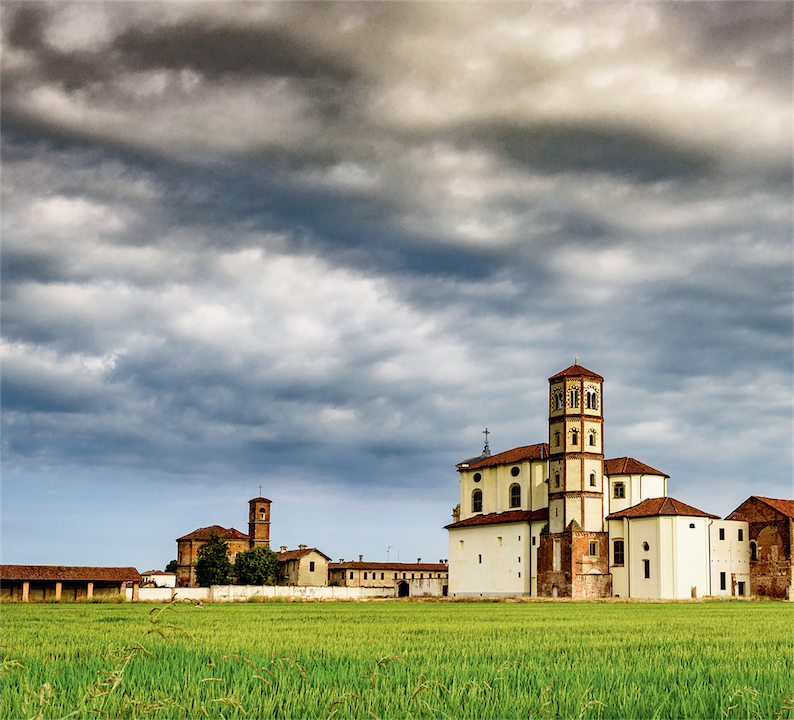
[[446, 362, 787, 600], [0, 565, 141, 602], [329, 557, 449, 597], [277, 546, 331, 586]]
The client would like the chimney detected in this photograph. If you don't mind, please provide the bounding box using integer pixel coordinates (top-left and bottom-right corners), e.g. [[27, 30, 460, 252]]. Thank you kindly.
[[359, 555, 363, 562], [339, 559, 344, 563], [299, 544, 307, 550], [417, 558, 421, 564], [280, 546, 287, 552]]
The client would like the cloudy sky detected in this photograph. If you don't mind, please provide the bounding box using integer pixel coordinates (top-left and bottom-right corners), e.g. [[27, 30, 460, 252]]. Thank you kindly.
[[2, 1, 791, 571]]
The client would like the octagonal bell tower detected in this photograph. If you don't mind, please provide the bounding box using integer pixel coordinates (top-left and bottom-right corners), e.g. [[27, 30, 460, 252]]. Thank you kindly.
[[538, 360, 611, 598]]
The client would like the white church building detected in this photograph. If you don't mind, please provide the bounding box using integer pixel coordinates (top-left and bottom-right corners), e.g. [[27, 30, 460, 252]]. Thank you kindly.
[[445, 362, 751, 599]]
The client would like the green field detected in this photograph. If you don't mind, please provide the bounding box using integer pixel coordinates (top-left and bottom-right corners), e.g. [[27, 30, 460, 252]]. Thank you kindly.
[[1, 599, 791, 719]]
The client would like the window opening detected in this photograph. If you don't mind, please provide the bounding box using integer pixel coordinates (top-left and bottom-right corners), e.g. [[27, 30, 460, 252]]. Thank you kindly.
[[510, 484, 521, 508], [738, 529, 744, 541], [571, 430, 578, 445], [750, 542, 757, 561], [643, 559, 650, 579], [589, 541, 598, 556], [570, 389, 579, 408], [719, 528, 725, 540], [614, 482, 625, 499], [309, 561, 315, 572], [590, 472, 596, 487], [472, 489, 483, 513], [511, 466, 520, 477], [720, 572, 726, 591]]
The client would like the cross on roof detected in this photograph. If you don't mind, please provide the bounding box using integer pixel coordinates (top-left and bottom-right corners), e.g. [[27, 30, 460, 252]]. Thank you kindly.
[[258, 484, 263, 495]]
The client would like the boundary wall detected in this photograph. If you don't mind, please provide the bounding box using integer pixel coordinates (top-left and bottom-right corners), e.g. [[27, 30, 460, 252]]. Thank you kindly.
[[128, 585, 398, 602]]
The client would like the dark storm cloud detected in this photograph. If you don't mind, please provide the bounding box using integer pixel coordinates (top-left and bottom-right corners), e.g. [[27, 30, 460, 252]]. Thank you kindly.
[[1, 1, 791, 565]]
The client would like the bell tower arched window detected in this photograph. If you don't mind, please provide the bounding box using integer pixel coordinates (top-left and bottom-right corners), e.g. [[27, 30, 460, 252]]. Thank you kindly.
[[472, 489, 483, 513], [586, 389, 598, 409], [589, 433, 596, 446], [571, 430, 578, 446], [570, 389, 579, 408], [554, 472, 560, 488], [590, 472, 596, 487]]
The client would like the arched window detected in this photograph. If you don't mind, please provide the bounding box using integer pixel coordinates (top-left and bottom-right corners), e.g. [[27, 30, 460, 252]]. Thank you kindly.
[[554, 472, 560, 488], [570, 389, 579, 408], [554, 431, 561, 447], [586, 389, 597, 409], [571, 430, 578, 445], [750, 542, 757, 561], [472, 489, 483, 513], [509, 484, 521, 508], [555, 392, 564, 410], [589, 433, 596, 446], [590, 472, 596, 487]]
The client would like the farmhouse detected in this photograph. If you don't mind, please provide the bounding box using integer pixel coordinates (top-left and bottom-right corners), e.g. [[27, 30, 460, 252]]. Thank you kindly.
[[277, 546, 331, 586], [446, 362, 789, 600]]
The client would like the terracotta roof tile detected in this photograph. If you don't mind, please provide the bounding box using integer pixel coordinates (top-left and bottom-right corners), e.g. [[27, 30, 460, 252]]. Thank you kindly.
[[176, 525, 249, 542], [277, 548, 331, 562], [328, 562, 448, 572], [604, 457, 669, 478], [445, 508, 549, 530], [249, 497, 271, 503], [458, 443, 549, 470], [606, 496, 718, 520], [1, 565, 142, 582], [548, 364, 603, 382], [751, 496, 794, 519]]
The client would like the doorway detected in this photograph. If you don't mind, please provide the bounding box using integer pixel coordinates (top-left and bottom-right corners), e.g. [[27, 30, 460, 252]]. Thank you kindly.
[[397, 582, 409, 597]]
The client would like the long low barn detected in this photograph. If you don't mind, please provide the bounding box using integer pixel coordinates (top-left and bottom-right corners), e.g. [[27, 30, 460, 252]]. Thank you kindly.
[[0, 565, 142, 602]]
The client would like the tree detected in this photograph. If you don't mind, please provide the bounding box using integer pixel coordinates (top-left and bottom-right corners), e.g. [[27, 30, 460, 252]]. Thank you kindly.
[[165, 560, 177, 573], [195, 531, 232, 586], [234, 546, 280, 586]]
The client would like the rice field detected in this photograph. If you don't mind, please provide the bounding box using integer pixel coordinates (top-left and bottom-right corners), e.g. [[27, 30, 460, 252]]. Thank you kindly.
[[1, 599, 791, 719]]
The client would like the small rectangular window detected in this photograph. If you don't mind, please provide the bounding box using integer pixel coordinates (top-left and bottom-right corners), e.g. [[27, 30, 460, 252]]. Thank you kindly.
[[614, 483, 625, 499], [381, 572, 384, 580], [738, 529, 744, 541], [720, 572, 726, 590], [531, 537, 536, 546], [589, 541, 598, 556], [411, 573, 415, 579], [394, 573, 397, 579], [420, 573, 423, 578], [643, 559, 650, 579], [478, 555, 482, 564], [613, 540, 625, 565], [309, 561, 315, 572], [719, 528, 725, 541], [403, 573, 406, 579], [517, 557, 521, 563], [497, 536, 503, 546], [350, 572, 354, 579], [738, 581, 745, 596]]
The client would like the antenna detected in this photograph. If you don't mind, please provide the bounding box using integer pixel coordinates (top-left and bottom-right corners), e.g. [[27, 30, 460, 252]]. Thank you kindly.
[[387, 546, 392, 562], [258, 484, 263, 496]]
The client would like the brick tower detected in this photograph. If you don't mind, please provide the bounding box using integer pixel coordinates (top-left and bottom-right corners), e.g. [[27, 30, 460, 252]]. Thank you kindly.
[[248, 497, 272, 548], [537, 361, 611, 597]]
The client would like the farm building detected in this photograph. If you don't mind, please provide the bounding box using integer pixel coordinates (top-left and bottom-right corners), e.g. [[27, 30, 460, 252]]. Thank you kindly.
[[446, 362, 789, 600], [0, 565, 141, 602], [329, 557, 449, 597], [277, 546, 331, 586]]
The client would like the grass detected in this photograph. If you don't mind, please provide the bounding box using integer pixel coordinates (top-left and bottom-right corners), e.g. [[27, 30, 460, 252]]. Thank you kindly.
[[1, 600, 791, 719]]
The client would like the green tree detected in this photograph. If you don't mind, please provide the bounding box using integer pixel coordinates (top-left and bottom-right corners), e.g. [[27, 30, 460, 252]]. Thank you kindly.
[[234, 546, 280, 586], [165, 559, 177, 573], [195, 532, 232, 586]]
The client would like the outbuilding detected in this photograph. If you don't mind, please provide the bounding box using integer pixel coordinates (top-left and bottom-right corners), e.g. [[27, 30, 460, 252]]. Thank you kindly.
[[0, 565, 142, 602]]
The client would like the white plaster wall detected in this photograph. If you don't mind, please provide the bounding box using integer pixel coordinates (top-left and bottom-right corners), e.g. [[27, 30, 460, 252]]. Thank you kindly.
[[448, 523, 530, 596], [709, 520, 750, 596], [608, 518, 628, 597], [607, 473, 666, 515]]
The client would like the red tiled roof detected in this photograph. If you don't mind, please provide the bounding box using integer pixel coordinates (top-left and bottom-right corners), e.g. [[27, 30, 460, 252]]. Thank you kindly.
[[604, 457, 669, 478], [751, 496, 794, 519], [249, 497, 271, 503], [328, 561, 448, 572], [445, 508, 549, 530], [548, 364, 603, 381], [142, 570, 175, 576], [606, 496, 718, 520], [277, 548, 331, 562], [0, 565, 142, 582], [458, 443, 549, 470], [176, 525, 249, 542]]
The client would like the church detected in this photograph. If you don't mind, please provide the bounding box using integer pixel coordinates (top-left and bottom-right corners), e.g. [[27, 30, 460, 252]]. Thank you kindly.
[[445, 362, 792, 600]]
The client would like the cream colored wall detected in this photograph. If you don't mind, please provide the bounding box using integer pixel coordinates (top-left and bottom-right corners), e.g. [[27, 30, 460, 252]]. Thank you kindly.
[[709, 520, 749, 596], [448, 523, 530, 596], [459, 458, 551, 520], [549, 498, 564, 534], [608, 518, 628, 597], [607, 473, 666, 514], [583, 496, 603, 532]]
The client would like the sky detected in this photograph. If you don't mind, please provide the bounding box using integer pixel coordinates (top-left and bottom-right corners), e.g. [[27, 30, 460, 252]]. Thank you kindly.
[[2, 1, 792, 572]]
